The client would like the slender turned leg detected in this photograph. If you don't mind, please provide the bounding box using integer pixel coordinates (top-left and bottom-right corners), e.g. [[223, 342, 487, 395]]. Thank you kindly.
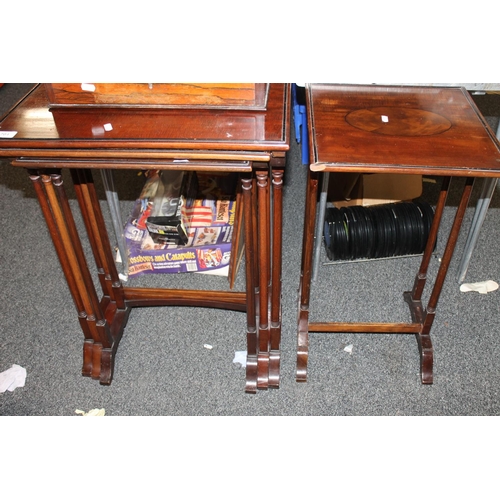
[[405, 177, 475, 384], [256, 170, 270, 389], [242, 175, 258, 393], [297, 169, 320, 381], [410, 176, 451, 302], [404, 177, 450, 382], [71, 169, 125, 310], [70, 169, 130, 382], [28, 169, 112, 379], [269, 169, 284, 388]]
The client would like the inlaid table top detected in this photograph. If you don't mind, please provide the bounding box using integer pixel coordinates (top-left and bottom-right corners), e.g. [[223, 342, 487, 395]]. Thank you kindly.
[[306, 84, 500, 176]]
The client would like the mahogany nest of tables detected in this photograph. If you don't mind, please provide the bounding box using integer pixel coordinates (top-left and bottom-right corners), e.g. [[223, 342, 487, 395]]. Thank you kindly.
[[0, 84, 290, 394]]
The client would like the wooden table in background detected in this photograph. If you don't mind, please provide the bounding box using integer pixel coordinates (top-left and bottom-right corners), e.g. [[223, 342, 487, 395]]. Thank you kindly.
[[0, 84, 290, 393]]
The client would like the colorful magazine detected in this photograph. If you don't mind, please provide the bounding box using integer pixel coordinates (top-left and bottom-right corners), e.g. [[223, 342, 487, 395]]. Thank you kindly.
[[123, 171, 238, 276]]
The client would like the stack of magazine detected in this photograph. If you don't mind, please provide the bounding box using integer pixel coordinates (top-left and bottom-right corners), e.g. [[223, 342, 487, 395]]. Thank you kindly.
[[123, 170, 240, 277]]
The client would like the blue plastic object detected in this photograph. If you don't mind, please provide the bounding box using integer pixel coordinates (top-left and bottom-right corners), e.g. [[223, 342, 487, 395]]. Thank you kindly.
[[292, 84, 309, 165]]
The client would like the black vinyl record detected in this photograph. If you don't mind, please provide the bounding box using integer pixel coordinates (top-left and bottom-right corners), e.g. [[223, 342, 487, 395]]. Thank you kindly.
[[350, 206, 363, 260], [323, 201, 435, 261], [369, 204, 385, 259], [334, 208, 347, 260], [408, 202, 424, 254], [324, 208, 335, 260], [384, 204, 398, 257], [360, 205, 371, 259], [341, 207, 355, 260], [362, 206, 376, 259], [392, 203, 404, 256], [415, 200, 435, 251], [399, 202, 413, 256]]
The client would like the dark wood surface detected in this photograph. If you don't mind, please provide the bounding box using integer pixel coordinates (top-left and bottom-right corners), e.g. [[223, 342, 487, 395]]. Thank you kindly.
[[0, 84, 288, 156], [44, 83, 268, 109], [0, 84, 290, 393], [307, 84, 500, 176], [298, 83, 500, 385]]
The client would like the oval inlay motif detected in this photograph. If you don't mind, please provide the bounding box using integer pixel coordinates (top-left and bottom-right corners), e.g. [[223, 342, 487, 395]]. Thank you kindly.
[[345, 107, 452, 136]]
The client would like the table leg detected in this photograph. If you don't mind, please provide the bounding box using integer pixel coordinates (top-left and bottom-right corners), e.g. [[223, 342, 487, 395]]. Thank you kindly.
[[405, 177, 475, 383], [71, 169, 125, 309], [256, 170, 270, 388], [242, 175, 258, 393], [28, 169, 116, 381], [409, 176, 451, 302], [269, 169, 284, 388], [70, 169, 130, 383], [297, 169, 319, 381]]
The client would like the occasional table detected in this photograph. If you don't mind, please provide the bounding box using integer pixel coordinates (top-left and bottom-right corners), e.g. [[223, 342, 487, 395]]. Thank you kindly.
[[297, 83, 500, 384], [0, 84, 290, 393]]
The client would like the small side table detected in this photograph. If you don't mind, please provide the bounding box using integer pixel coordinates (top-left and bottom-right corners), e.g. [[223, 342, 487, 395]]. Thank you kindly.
[[297, 84, 500, 384]]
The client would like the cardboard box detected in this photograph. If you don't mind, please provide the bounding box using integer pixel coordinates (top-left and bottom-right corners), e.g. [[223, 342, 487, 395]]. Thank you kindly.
[[328, 173, 422, 208]]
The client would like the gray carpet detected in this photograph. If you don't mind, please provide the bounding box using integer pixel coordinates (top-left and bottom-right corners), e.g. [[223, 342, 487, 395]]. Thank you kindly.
[[1, 83, 500, 416]]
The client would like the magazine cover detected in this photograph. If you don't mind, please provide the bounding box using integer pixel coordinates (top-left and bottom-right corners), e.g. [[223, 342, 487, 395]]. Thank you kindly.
[[123, 171, 238, 276]]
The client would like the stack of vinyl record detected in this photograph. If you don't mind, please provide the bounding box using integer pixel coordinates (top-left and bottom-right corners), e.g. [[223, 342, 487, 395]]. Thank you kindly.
[[323, 201, 434, 261]]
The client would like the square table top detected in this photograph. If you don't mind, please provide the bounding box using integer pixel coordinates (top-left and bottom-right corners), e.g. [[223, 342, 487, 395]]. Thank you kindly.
[[307, 84, 500, 177]]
